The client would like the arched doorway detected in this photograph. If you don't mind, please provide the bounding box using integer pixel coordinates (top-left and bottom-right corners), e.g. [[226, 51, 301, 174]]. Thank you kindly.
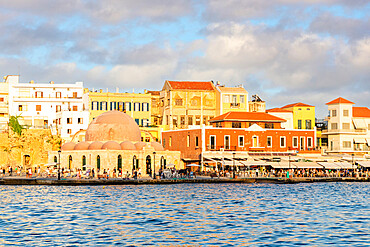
[[82, 155, 86, 171], [146, 155, 151, 175], [68, 155, 72, 170], [118, 155, 122, 170], [133, 155, 138, 171], [160, 156, 164, 169], [97, 155, 101, 170]]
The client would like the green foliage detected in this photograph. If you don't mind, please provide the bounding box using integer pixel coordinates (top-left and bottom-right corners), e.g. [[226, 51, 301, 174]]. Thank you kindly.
[[9, 115, 24, 136]]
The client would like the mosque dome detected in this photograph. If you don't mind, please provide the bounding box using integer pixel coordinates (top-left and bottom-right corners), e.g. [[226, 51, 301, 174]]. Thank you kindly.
[[150, 142, 164, 151], [101, 141, 121, 150], [120, 141, 136, 150], [85, 111, 141, 142], [74, 142, 90, 150], [135, 142, 147, 150], [61, 142, 76, 151], [88, 141, 104, 150]]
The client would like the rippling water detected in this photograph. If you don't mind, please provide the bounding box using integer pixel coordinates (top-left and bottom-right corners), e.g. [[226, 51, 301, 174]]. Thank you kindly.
[[0, 183, 369, 246]]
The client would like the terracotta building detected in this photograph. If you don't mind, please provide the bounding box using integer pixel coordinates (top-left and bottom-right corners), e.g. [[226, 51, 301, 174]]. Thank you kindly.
[[162, 111, 316, 166]]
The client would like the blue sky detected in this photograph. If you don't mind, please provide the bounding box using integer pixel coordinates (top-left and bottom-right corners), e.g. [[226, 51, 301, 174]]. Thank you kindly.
[[0, 0, 369, 117]]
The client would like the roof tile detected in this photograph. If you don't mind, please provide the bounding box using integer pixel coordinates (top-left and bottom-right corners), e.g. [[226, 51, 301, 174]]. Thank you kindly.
[[353, 107, 370, 118], [210, 111, 286, 122], [167, 81, 215, 90], [326, 97, 354, 105]]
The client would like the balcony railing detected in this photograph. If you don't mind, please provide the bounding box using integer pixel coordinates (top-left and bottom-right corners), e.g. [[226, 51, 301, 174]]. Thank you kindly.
[[322, 128, 367, 134], [230, 103, 240, 108]]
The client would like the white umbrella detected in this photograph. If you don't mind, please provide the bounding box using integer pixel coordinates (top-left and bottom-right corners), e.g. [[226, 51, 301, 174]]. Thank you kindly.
[[166, 163, 176, 167], [186, 163, 200, 167]]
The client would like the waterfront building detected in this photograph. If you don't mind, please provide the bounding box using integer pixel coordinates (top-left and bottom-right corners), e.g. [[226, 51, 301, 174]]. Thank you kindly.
[[0, 78, 9, 130], [85, 89, 151, 128], [266, 108, 294, 129], [248, 94, 266, 112], [281, 102, 315, 130], [5, 75, 89, 141], [323, 97, 370, 154], [50, 111, 181, 176], [147, 90, 161, 126], [215, 84, 249, 115], [162, 111, 316, 167], [160, 80, 217, 130]]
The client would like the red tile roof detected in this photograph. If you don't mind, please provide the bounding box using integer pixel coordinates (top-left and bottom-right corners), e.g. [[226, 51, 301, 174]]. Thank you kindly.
[[326, 97, 354, 105], [353, 107, 370, 118], [147, 90, 160, 95], [167, 81, 215, 90], [282, 102, 313, 108], [209, 111, 286, 122], [266, 108, 292, 113]]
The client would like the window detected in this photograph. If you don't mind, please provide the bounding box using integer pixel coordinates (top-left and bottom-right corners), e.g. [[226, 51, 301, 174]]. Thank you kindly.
[[343, 141, 351, 148], [300, 137, 305, 150], [293, 137, 298, 148], [298, 120, 302, 129], [267, 136, 272, 147], [280, 136, 286, 148], [56, 92, 61, 98], [195, 116, 201, 125], [265, 123, 274, 129], [232, 95, 237, 103], [36, 105, 41, 111], [343, 110, 349, 117], [142, 102, 149, 111], [188, 116, 193, 125], [331, 123, 338, 130], [18, 105, 23, 111], [307, 137, 313, 148], [169, 137, 172, 147], [305, 120, 311, 129], [67, 129, 71, 134], [78, 118, 83, 124], [100, 101, 107, 110], [298, 108, 302, 110], [56, 105, 61, 112], [181, 116, 185, 126], [35, 91, 43, 98], [224, 95, 230, 103], [175, 99, 183, 106], [125, 102, 131, 111], [215, 122, 222, 127], [238, 136, 244, 147], [118, 102, 124, 111], [73, 106, 78, 111], [332, 109, 337, 117], [73, 92, 78, 98], [82, 155, 86, 171], [210, 135, 216, 150], [195, 136, 199, 147], [110, 102, 117, 110], [252, 136, 258, 147], [134, 102, 140, 111], [135, 119, 139, 125], [91, 101, 99, 110], [173, 117, 177, 126], [232, 122, 241, 128], [224, 135, 230, 149], [67, 118, 72, 124], [342, 123, 350, 129], [187, 135, 190, 147], [240, 95, 245, 104]]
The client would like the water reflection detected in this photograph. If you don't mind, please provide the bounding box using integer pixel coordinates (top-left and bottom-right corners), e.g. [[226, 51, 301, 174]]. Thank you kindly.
[[0, 183, 369, 246]]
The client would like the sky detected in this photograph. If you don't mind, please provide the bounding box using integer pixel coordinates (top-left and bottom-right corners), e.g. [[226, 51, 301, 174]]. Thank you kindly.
[[0, 0, 369, 118]]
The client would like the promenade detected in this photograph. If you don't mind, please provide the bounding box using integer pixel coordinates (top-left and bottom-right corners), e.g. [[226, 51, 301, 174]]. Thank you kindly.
[[1, 176, 369, 185]]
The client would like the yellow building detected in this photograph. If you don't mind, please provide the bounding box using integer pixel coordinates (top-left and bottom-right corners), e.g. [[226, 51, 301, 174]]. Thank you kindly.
[[215, 84, 249, 115], [146, 90, 161, 126], [160, 81, 217, 130], [86, 89, 151, 127], [281, 102, 315, 129], [0, 79, 9, 130]]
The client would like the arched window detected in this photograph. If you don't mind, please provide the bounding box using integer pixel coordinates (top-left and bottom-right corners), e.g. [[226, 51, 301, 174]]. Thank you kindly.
[[97, 155, 101, 170], [146, 155, 151, 175], [82, 155, 86, 171], [54, 156, 57, 163], [118, 155, 122, 170], [68, 155, 72, 170]]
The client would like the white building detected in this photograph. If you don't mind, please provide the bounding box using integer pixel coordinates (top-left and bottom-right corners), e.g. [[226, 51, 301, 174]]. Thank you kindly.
[[323, 97, 370, 153], [5, 75, 89, 140], [266, 108, 294, 129]]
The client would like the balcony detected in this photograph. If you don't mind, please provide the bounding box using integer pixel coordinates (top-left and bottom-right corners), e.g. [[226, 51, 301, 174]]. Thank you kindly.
[[230, 103, 240, 108], [322, 128, 367, 134]]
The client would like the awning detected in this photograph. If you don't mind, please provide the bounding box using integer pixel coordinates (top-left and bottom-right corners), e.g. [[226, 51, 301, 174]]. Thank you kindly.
[[268, 162, 294, 169], [338, 162, 355, 169], [354, 138, 366, 144], [239, 160, 267, 166], [357, 161, 370, 168], [353, 119, 366, 129], [317, 162, 342, 169], [292, 162, 322, 169]]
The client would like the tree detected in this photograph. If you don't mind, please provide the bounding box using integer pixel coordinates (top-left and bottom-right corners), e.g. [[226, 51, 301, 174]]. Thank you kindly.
[[9, 115, 24, 136]]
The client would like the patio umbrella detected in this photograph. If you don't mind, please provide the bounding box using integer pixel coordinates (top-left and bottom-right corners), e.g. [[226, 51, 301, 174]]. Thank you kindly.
[[186, 164, 200, 167]]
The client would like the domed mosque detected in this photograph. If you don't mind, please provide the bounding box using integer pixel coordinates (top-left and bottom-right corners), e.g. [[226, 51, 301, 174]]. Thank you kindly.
[[49, 111, 180, 177]]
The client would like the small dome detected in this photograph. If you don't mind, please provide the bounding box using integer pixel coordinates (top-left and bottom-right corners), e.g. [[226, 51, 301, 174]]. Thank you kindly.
[[150, 142, 164, 151], [120, 141, 136, 150], [85, 111, 141, 142], [74, 142, 90, 150], [101, 141, 121, 150], [88, 141, 104, 150], [61, 142, 75, 151], [135, 142, 147, 150]]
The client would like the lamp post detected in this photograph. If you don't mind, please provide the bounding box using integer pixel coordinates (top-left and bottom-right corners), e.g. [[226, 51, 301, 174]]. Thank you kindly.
[[232, 152, 236, 179], [153, 151, 156, 179], [57, 150, 61, 180]]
